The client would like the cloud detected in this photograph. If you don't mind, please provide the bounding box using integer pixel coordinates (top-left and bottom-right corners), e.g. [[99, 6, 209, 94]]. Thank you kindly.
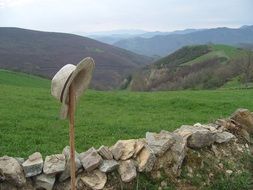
[[0, 0, 252, 33]]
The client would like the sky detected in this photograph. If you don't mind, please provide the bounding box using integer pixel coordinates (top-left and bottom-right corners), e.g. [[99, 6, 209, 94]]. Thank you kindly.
[[0, 0, 252, 34]]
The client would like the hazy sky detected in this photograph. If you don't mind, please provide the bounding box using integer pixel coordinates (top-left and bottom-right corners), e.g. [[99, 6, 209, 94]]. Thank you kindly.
[[0, 0, 252, 33]]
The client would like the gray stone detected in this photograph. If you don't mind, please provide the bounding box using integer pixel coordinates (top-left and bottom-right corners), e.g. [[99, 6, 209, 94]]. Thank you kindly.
[[43, 154, 66, 175], [110, 142, 123, 160], [99, 160, 119, 173], [169, 133, 187, 176], [59, 146, 82, 182], [97, 145, 113, 160], [22, 152, 43, 177], [35, 173, 55, 190], [215, 131, 235, 143], [187, 131, 216, 148], [80, 147, 103, 172], [0, 156, 26, 187], [118, 160, 137, 183], [81, 170, 107, 190], [146, 131, 175, 156], [14, 157, 25, 165], [136, 145, 156, 172]]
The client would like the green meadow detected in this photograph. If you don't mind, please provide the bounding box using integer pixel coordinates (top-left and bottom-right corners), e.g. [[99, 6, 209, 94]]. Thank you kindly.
[[1, 69, 253, 158]]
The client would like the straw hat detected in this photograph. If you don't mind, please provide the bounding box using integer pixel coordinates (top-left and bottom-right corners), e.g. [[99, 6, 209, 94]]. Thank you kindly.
[[51, 57, 95, 119]]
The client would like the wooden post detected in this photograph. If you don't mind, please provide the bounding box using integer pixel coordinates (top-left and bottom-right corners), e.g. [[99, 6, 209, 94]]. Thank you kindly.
[[69, 84, 76, 190]]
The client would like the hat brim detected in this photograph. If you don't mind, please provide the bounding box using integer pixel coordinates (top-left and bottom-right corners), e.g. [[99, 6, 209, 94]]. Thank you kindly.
[[60, 57, 95, 119]]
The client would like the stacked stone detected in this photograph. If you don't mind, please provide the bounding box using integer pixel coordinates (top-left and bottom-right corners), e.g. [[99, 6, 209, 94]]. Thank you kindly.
[[0, 108, 252, 190]]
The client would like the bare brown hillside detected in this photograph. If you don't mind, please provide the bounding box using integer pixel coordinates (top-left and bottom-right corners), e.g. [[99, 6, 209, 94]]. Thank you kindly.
[[0, 27, 152, 90]]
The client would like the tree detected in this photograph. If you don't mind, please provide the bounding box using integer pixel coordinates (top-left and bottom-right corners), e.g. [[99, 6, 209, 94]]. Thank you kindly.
[[236, 50, 253, 88]]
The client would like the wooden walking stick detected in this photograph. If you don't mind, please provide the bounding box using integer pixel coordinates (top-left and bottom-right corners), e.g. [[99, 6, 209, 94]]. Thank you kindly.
[[69, 83, 76, 190]]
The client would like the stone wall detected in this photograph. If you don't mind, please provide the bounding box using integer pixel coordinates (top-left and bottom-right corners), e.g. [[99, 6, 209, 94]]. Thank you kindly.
[[0, 108, 252, 190]]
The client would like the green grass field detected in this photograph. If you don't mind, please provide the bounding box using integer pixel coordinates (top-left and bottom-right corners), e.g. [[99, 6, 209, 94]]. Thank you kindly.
[[183, 44, 244, 66], [1, 70, 253, 158]]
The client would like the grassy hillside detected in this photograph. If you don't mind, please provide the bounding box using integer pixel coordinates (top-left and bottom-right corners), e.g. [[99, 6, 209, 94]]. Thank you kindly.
[[0, 27, 152, 90], [0, 69, 50, 88], [1, 70, 253, 158], [129, 44, 253, 91]]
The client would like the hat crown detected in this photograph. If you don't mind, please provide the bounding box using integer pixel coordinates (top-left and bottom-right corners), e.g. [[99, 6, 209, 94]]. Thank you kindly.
[[51, 64, 76, 101]]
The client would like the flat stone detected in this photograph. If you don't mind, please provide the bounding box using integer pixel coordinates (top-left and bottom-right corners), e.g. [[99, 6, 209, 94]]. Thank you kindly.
[[118, 160, 137, 183], [170, 133, 188, 176], [22, 152, 43, 177], [99, 160, 119, 173], [81, 170, 107, 190], [43, 154, 66, 175], [187, 131, 216, 148], [175, 125, 210, 139], [136, 145, 156, 172], [231, 108, 253, 134], [97, 145, 113, 160], [0, 156, 26, 187], [133, 139, 145, 158], [110, 139, 136, 160], [35, 173, 55, 190], [59, 146, 82, 182], [215, 131, 235, 143], [80, 147, 103, 172], [146, 131, 175, 156], [194, 123, 218, 132]]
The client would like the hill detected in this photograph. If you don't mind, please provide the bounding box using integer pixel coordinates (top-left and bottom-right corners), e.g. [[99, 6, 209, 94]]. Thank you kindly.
[[129, 44, 253, 91], [114, 25, 253, 56], [1, 69, 253, 159], [0, 27, 152, 90]]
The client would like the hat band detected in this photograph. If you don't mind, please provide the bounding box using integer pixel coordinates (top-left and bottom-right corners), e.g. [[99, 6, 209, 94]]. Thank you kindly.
[[60, 72, 73, 103]]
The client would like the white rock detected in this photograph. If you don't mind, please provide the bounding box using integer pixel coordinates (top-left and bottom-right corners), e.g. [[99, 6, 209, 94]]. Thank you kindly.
[[118, 160, 137, 183], [81, 170, 107, 190], [110, 139, 136, 160], [0, 156, 26, 187], [22, 152, 43, 177], [43, 154, 66, 175]]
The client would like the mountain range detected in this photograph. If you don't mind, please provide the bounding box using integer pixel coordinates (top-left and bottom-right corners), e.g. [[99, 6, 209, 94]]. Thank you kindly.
[[85, 28, 204, 45], [113, 25, 253, 57], [0, 27, 152, 90]]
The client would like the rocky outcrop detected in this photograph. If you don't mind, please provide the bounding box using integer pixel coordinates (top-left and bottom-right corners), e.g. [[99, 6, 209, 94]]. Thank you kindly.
[[0, 108, 252, 190]]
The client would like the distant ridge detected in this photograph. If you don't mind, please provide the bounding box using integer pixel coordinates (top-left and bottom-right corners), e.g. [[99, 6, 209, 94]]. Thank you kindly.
[[0, 27, 152, 90], [114, 25, 253, 56]]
